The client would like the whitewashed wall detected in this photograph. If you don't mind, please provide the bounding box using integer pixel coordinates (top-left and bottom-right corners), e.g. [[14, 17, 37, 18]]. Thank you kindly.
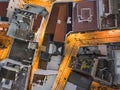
[[6, 0, 24, 20]]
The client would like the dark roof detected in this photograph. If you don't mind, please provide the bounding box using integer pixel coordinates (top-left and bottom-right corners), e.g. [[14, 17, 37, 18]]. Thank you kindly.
[[68, 71, 92, 90], [8, 39, 35, 64], [0, 67, 16, 80], [40, 51, 50, 61]]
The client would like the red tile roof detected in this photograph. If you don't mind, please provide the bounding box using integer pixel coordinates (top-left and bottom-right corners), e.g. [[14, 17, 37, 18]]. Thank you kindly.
[[73, 1, 98, 32], [0, 2, 8, 17]]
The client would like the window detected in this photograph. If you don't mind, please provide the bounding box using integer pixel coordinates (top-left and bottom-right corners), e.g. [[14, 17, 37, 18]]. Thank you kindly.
[[5, 80, 10, 85]]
